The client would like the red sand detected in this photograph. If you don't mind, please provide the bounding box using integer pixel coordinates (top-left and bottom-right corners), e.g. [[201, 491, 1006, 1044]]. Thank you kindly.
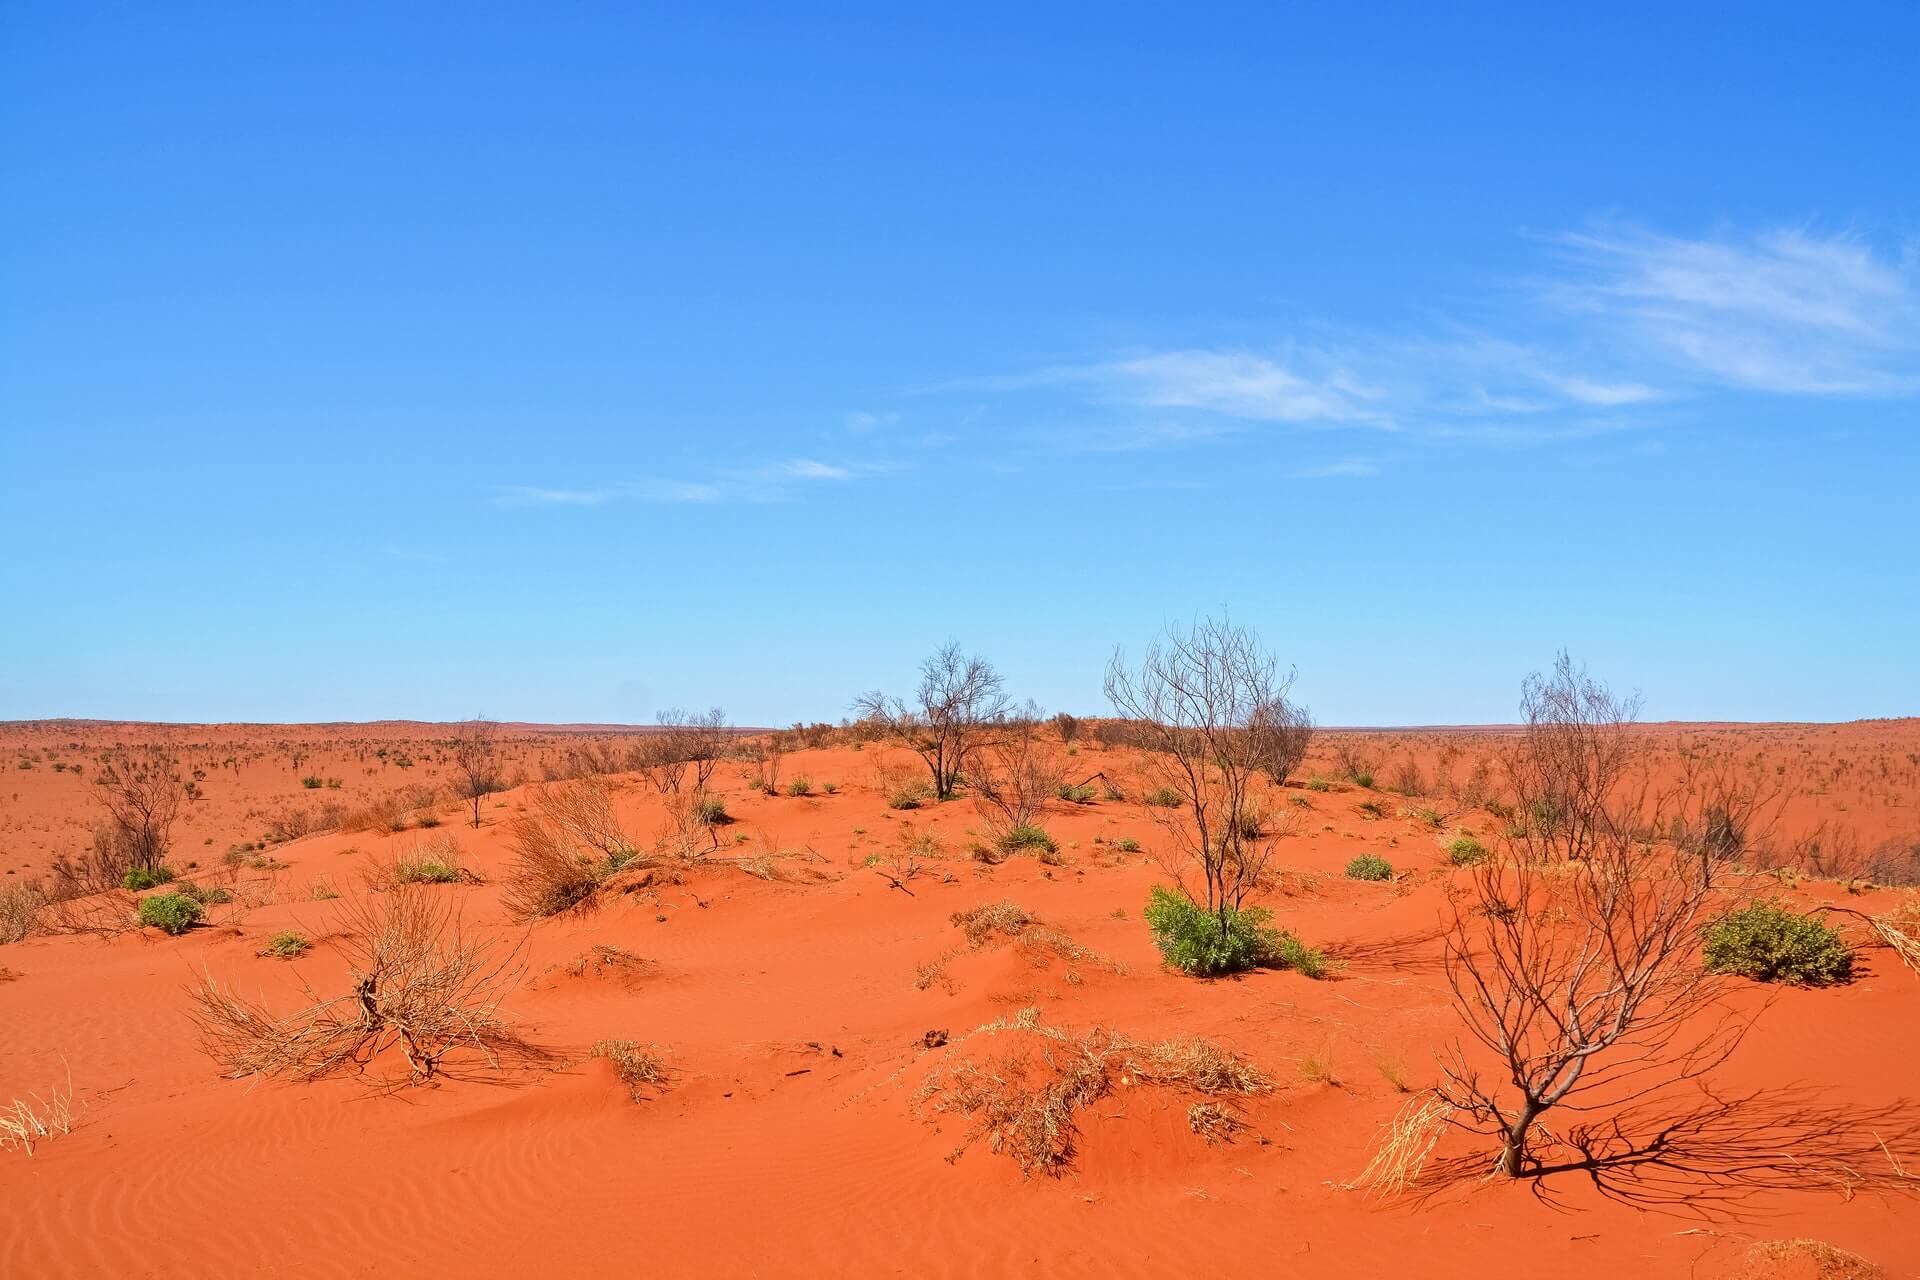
[[3, 722, 1917, 1278]]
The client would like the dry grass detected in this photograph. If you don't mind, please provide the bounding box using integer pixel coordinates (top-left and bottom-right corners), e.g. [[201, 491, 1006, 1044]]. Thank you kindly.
[[0, 881, 45, 944], [1350, 1091, 1453, 1197], [590, 1038, 666, 1101], [1872, 893, 1920, 978], [377, 833, 473, 887], [951, 900, 1036, 947], [0, 1067, 76, 1156], [1187, 1101, 1246, 1144], [913, 1009, 1269, 1176], [563, 944, 647, 981], [188, 888, 553, 1089]]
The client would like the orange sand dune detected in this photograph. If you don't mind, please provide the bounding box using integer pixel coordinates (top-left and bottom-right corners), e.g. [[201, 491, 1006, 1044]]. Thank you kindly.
[[3, 725, 1918, 1277]]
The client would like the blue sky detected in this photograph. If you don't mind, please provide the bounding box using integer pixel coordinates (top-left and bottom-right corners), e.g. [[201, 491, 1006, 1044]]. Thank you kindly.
[[2, 3, 1916, 726]]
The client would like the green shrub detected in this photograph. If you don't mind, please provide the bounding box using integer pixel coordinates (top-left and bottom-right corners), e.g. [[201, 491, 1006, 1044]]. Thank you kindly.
[[1055, 783, 1096, 805], [1114, 837, 1141, 853], [1142, 787, 1183, 808], [301, 775, 323, 789], [694, 795, 730, 824], [1704, 901, 1854, 986], [138, 893, 203, 935], [1445, 834, 1488, 865], [260, 929, 310, 959], [393, 853, 462, 884], [1305, 776, 1331, 792], [746, 777, 766, 792], [997, 824, 1058, 856], [1353, 772, 1375, 790], [121, 865, 174, 892], [822, 781, 839, 794], [175, 881, 233, 905], [1357, 800, 1384, 819], [1142, 886, 1326, 979], [787, 778, 812, 797], [1345, 854, 1393, 881]]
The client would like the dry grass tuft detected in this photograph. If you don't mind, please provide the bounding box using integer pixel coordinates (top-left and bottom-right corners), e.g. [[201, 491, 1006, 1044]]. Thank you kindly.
[[913, 1010, 1268, 1176], [0, 881, 46, 944], [591, 1038, 666, 1101], [1187, 1100, 1246, 1144], [1350, 1091, 1453, 1197], [0, 1067, 77, 1156], [951, 900, 1036, 947], [188, 888, 553, 1088], [563, 944, 647, 981], [1872, 893, 1920, 978]]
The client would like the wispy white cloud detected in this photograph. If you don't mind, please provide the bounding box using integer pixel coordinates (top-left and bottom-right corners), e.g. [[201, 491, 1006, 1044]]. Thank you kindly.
[[493, 485, 615, 507], [502, 458, 892, 509], [928, 221, 1919, 460], [844, 410, 901, 431], [1545, 225, 1920, 395], [1291, 457, 1381, 479]]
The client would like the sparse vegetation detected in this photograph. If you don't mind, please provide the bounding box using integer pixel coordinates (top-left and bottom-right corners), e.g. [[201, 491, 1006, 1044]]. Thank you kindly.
[[137, 892, 203, 935], [261, 930, 311, 958], [1142, 885, 1325, 978], [1346, 854, 1393, 881], [1704, 901, 1854, 986], [591, 1038, 666, 1101]]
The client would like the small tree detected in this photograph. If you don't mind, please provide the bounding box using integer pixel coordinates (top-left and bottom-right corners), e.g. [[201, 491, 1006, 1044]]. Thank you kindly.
[[642, 707, 730, 795], [1502, 652, 1641, 863], [1440, 659, 1743, 1178], [92, 747, 184, 876], [971, 702, 1066, 845], [450, 718, 502, 828], [1104, 616, 1306, 925], [854, 643, 1009, 801]]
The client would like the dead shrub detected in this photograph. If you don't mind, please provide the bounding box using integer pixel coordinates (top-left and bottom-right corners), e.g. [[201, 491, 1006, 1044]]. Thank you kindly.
[[188, 888, 552, 1088], [951, 900, 1036, 947], [591, 1038, 666, 1101], [0, 881, 46, 944], [913, 1009, 1268, 1176]]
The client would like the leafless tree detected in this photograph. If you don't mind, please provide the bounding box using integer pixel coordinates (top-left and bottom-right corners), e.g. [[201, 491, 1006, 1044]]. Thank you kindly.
[[1439, 660, 1747, 1179], [1104, 616, 1302, 921], [91, 747, 184, 875], [749, 730, 788, 794], [450, 718, 502, 828], [1250, 693, 1315, 785], [971, 702, 1067, 841], [643, 707, 731, 795], [854, 643, 1009, 801], [1052, 712, 1081, 745], [1502, 652, 1641, 863]]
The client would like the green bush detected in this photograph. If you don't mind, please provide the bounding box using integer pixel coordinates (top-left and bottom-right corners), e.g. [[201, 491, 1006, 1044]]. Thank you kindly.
[[1305, 776, 1331, 792], [301, 775, 323, 789], [394, 854, 462, 884], [1114, 837, 1141, 853], [1142, 886, 1326, 979], [138, 893, 203, 935], [121, 865, 174, 892], [1704, 901, 1854, 986], [1445, 834, 1488, 865], [1353, 772, 1375, 790], [1345, 854, 1393, 881], [1055, 783, 1096, 805], [260, 929, 310, 959], [997, 824, 1058, 856], [175, 880, 233, 905], [1142, 787, 1184, 808], [695, 795, 731, 824]]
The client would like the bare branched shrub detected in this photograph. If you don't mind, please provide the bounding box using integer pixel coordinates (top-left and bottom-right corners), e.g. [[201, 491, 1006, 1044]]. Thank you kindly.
[[1330, 737, 1376, 784], [854, 643, 1009, 801], [1440, 659, 1745, 1178], [748, 730, 788, 793], [654, 788, 722, 862], [970, 704, 1065, 844], [450, 718, 502, 828], [533, 778, 636, 864], [1104, 616, 1305, 919], [1501, 653, 1641, 863], [91, 747, 183, 877], [644, 707, 731, 795], [189, 888, 551, 1088]]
